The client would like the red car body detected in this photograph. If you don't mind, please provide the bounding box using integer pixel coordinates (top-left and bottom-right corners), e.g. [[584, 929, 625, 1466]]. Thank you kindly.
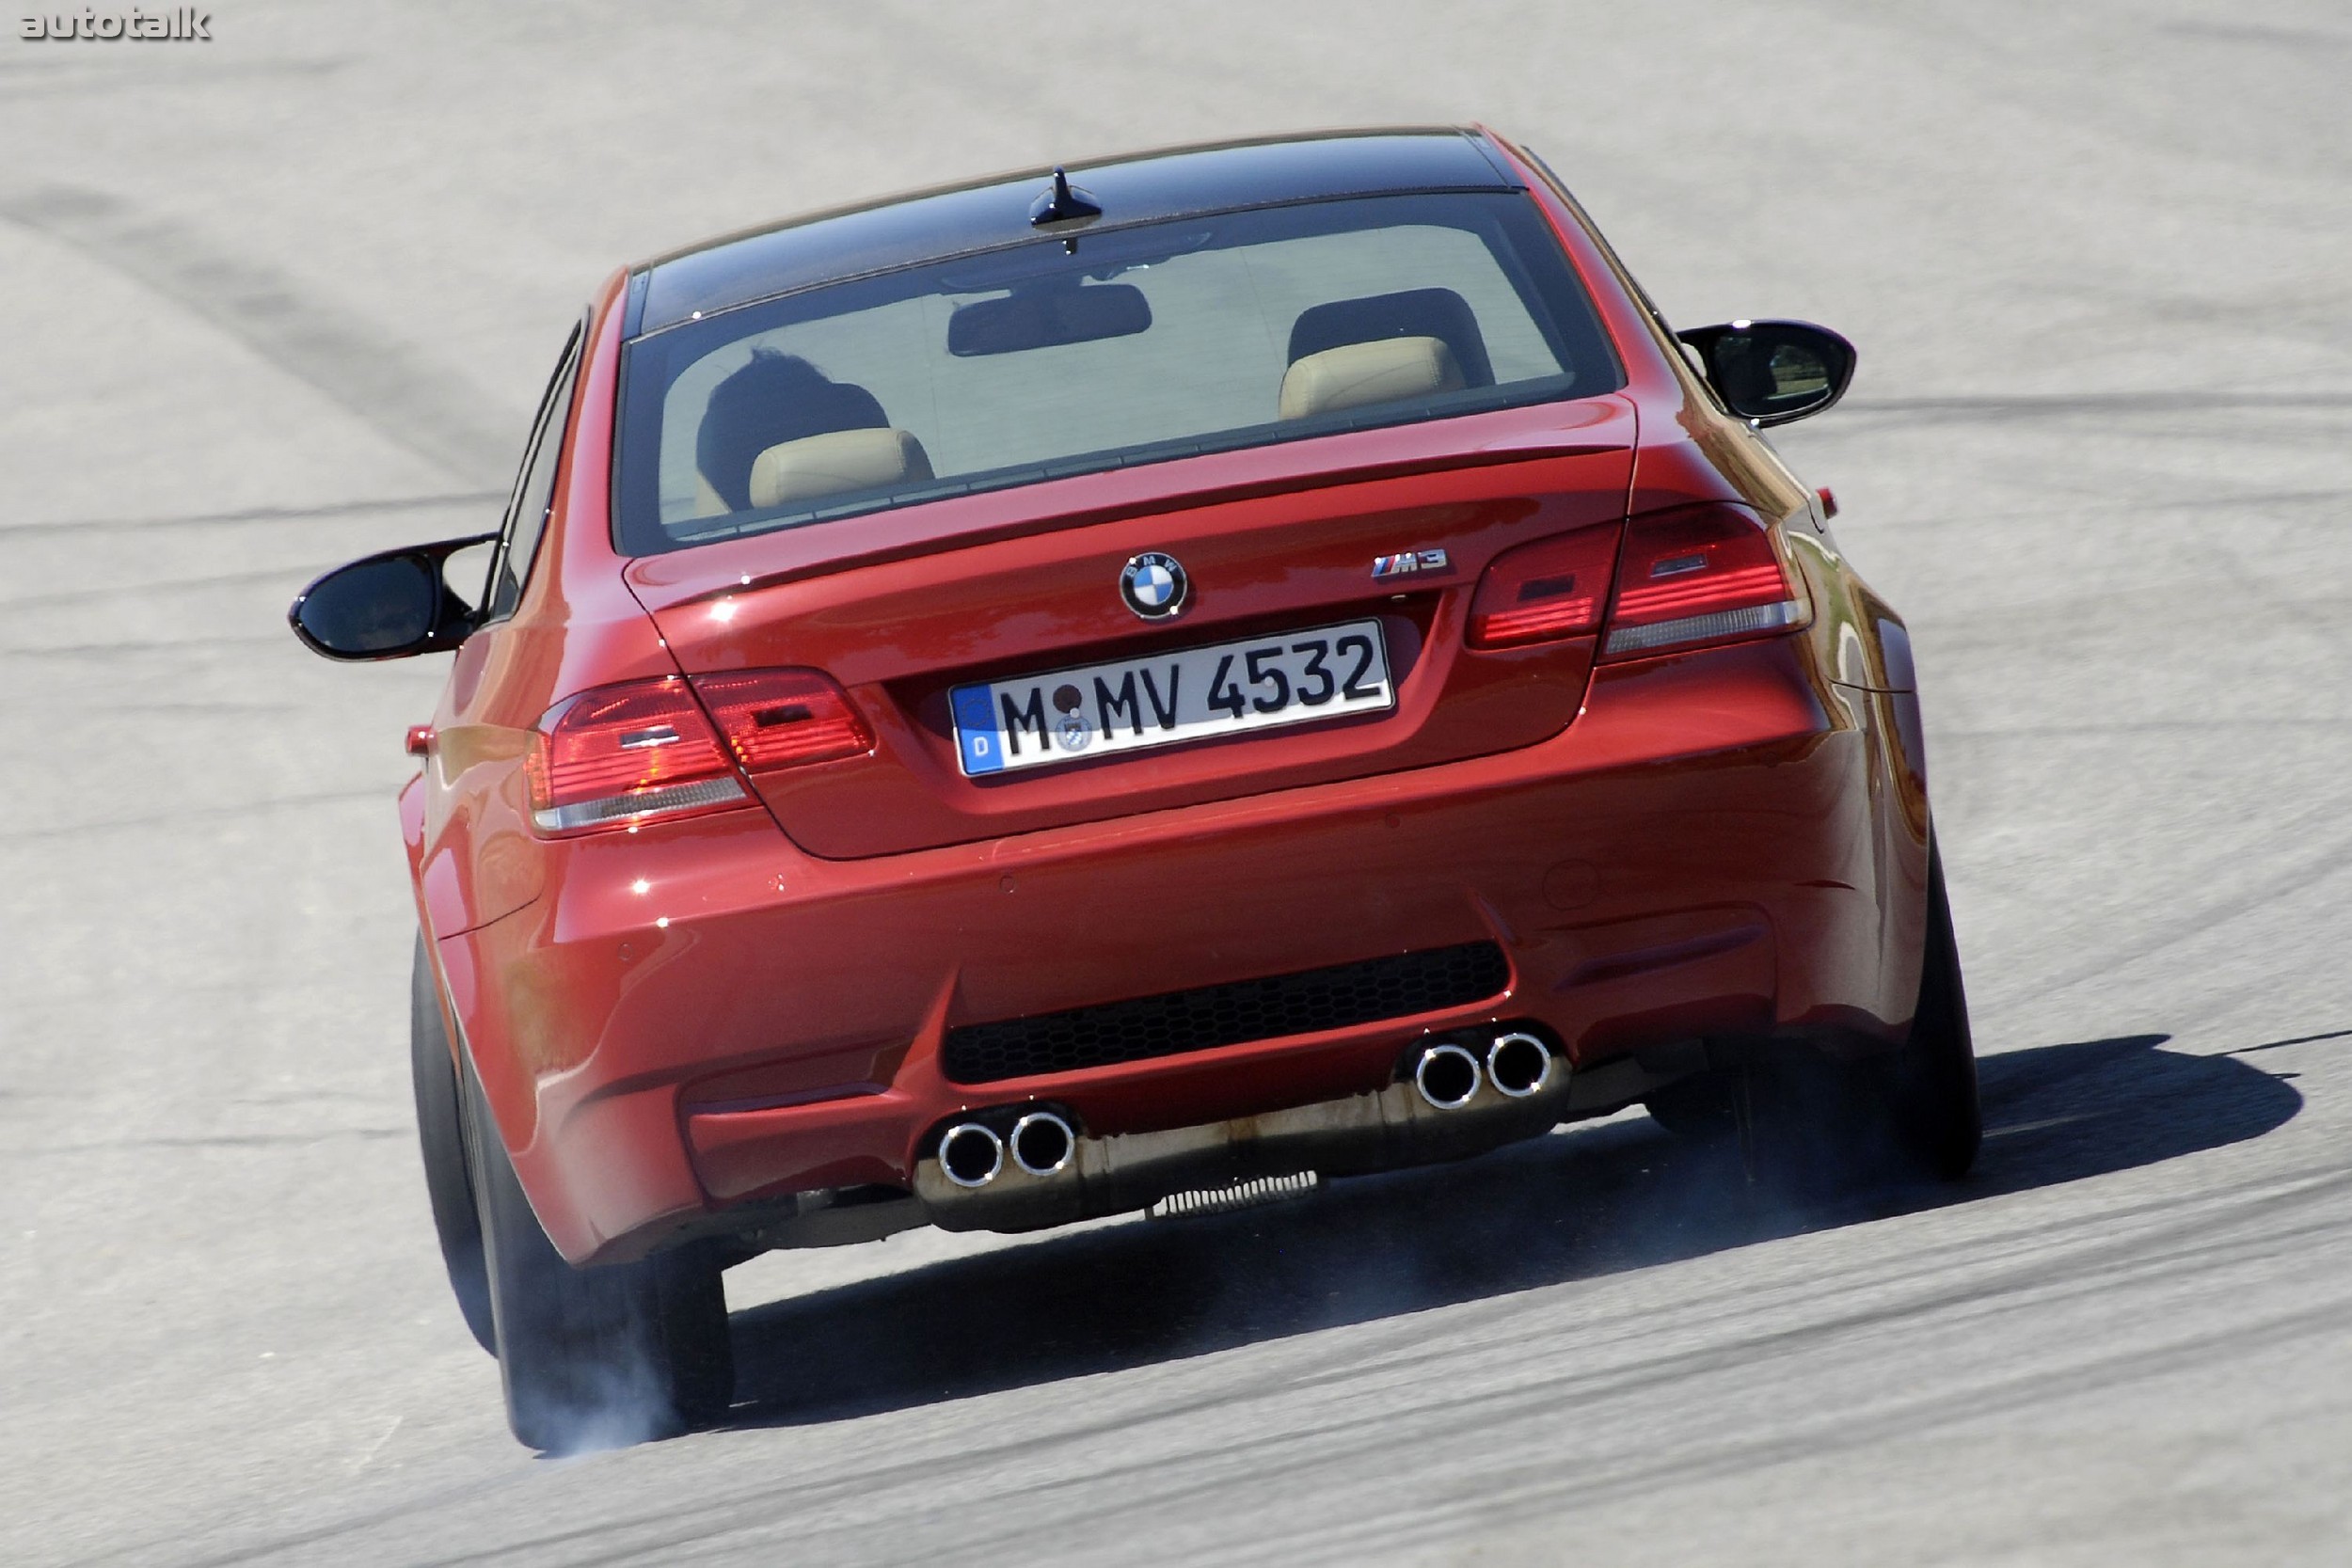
[[292, 132, 1972, 1458], [388, 131, 1933, 1270], [294, 127, 1969, 1446]]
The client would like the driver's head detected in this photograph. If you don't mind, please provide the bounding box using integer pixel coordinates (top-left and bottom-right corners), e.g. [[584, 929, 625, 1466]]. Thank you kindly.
[[695, 349, 888, 511]]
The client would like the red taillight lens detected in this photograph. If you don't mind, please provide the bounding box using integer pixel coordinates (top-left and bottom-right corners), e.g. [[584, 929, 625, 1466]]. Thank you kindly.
[[1601, 503, 1807, 659], [528, 677, 746, 833], [527, 669, 872, 835], [691, 668, 872, 772], [1466, 525, 1624, 649]]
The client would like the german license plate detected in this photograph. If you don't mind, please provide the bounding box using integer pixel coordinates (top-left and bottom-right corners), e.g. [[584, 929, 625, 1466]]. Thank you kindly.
[[951, 619, 1393, 777]]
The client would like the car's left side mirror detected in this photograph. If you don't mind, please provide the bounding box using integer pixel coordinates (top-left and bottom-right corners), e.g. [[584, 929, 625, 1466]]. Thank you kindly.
[[288, 533, 496, 661], [1676, 320, 1855, 427]]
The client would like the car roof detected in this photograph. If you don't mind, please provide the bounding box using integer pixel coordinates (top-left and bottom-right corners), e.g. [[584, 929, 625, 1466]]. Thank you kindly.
[[628, 127, 1523, 337]]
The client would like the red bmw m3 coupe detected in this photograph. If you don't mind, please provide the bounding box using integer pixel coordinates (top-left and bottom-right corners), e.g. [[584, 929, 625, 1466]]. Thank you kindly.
[[293, 127, 1977, 1450]]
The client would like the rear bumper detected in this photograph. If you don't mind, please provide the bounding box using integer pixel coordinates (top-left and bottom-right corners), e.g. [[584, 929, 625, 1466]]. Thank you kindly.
[[437, 637, 1925, 1263]]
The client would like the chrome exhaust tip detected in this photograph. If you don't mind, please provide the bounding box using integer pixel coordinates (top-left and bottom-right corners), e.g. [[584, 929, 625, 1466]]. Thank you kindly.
[[938, 1122, 1006, 1188], [1009, 1110, 1075, 1177], [1413, 1042, 1483, 1110], [1486, 1032, 1553, 1099]]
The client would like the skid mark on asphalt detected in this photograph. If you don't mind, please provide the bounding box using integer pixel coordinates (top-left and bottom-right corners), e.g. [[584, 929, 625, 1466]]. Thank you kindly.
[[1938, 717, 2340, 740], [1837, 388, 2352, 423], [2231, 1028, 2352, 1056], [0, 565, 338, 612], [0, 490, 504, 537], [0, 634, 284, 660], [0, 787, 392, 842], [0, 54, 351, 97], [2165, 21, 2352, 53], [0, 186, 516, 486], [2002, 829, 2352, 1006], [1772, 477, 2352, 534], [0, 1129, 405, 1158]]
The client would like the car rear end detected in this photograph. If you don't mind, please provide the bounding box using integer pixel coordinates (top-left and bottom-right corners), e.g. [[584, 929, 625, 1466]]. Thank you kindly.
[[453, 133, 1917, 1264]]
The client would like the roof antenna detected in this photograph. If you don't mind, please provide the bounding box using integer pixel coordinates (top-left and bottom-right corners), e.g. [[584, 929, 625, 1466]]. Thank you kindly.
[[1029, 166, 1103, 230]]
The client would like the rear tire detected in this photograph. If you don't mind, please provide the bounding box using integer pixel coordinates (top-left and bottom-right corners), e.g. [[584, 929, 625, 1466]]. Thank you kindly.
[[1883, 833, 1981, 1180], [410, 936, 494, 1354], [1643, 835, 1979, 1187], [459, 1063, 733, 1452]]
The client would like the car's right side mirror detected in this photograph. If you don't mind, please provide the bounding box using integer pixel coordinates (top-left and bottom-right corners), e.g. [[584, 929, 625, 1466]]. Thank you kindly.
[[288, 533, 495, 661], [1675, 320, 1856, 427]]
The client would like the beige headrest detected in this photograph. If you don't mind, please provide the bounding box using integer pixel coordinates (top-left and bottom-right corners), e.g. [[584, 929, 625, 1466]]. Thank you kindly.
[[747, 428, 934, 509], [1279, 336, 1465, 421]]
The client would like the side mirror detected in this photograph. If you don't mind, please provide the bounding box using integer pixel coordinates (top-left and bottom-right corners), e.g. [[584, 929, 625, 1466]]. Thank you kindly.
[[1676, 320, 1855, 427], [288, 533, 496, 661]]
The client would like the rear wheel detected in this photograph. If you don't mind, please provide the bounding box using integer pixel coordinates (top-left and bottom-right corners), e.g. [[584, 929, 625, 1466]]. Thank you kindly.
[[460, 1063, 734, 1452], [1644, 835, 1979, 1186], [410, 936, 494, 1354], [1882, 833, 1981, 1179]]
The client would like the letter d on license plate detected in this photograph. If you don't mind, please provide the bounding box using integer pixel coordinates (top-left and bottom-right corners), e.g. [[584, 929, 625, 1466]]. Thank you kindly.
[[952, 619, 1393, 777]]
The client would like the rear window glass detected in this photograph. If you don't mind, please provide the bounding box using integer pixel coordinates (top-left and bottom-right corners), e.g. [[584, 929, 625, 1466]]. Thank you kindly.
[[613, 193, 1622, 555]]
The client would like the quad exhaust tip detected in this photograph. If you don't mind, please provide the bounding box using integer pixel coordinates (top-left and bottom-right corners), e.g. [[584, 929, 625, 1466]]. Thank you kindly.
[[1413, 1042, 1484, 1110], [938, 1111, 1073, 1187], [1413, 1032, 1554, 1108], [1486, 1032, 1553, 1099], [1009, 1110, 1075, 1177], [938, 1122, 1005, 1188]]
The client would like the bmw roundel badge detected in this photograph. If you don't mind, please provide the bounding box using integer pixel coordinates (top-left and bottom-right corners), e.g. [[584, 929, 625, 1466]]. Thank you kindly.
[[1119, 551, 1188, 620]]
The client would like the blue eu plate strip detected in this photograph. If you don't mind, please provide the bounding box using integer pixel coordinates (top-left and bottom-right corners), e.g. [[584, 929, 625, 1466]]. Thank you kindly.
[[950, 684, 1004, 775]]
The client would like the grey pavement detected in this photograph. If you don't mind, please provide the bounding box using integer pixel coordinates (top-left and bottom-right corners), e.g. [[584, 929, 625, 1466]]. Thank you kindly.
[[2, 3, 2347, 1564]]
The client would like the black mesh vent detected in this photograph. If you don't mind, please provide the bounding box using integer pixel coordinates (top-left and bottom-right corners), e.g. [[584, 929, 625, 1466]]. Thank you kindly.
[[942, 942, 1511, 1085]]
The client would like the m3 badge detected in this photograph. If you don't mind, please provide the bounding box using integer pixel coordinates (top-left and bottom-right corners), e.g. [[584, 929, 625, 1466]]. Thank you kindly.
[[1371, 548, 1450, 580]]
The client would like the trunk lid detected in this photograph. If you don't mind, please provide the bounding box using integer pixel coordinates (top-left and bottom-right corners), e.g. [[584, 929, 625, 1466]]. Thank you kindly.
[[628, 398, 1635, 859]]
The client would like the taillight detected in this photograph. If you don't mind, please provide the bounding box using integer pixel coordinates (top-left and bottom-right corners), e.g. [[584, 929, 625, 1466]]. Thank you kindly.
[[1466, 525, 1623, 649], [525, 668, 870, 834], [1601, 503, 1807, 659], [528, 677, 746, 833], [691, 669, 872, 772]]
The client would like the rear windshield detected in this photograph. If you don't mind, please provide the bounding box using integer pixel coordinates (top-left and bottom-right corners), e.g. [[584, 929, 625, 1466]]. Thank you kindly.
[[613, 193, 1622, 555]]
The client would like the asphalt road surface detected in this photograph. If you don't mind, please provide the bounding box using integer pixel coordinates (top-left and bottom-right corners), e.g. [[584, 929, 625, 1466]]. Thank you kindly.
[[4, 4, 2348, 1563]]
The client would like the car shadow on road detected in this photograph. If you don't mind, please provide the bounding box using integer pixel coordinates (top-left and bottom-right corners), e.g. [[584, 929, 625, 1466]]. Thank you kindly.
[[721, 1032, 2299, 1429]]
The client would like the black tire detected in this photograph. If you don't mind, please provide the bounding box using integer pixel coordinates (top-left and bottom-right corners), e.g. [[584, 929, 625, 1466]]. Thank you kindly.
[[459, 1061, 734, 1452], [1644, 835, 1979, 1187], [1883, 833, 1981, 1180], [411, 936, 494, 1354]]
